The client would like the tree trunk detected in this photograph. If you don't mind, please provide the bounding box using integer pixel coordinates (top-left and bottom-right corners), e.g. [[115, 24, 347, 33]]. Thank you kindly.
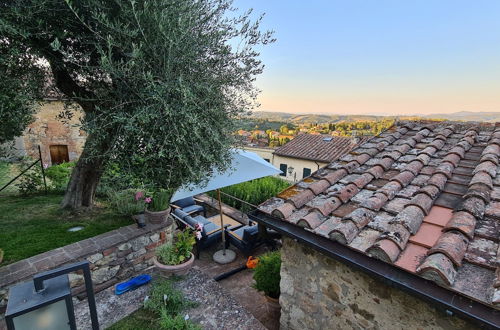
[[61, 147, 105, 209]]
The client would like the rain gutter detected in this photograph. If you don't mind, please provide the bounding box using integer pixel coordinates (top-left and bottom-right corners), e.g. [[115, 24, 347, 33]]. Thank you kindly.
[[248, 209, 499, 329]]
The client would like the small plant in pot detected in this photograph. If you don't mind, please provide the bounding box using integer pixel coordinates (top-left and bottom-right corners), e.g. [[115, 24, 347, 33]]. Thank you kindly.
[[154, 229, 196, 277], [253, 250, 281, 311], [145, 189, 173, 224]]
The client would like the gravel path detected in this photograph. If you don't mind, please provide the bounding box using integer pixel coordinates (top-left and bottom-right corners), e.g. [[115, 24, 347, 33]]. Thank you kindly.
[[74, 267, 266, 329]]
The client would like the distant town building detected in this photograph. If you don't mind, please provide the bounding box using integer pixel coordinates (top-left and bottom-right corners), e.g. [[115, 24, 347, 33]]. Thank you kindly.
[[243, 134, 369, 182]]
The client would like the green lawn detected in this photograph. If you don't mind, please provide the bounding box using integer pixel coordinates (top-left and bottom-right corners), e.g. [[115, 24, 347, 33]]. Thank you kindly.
[[0, 193, 133, 265]]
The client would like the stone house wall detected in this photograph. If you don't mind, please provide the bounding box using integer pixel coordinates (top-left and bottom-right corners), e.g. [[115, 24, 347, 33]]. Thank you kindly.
[[279, 237, 477, 330], [21, 100, 86, 164], [0, 220, 174, 323]]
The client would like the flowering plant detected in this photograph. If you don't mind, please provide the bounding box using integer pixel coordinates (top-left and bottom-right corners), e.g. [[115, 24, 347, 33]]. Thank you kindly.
[[156, 229, 196, 265], [194, 223, 204, 240]]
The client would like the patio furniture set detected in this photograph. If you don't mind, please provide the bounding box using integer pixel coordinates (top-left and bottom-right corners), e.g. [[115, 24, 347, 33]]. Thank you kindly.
[[171, 197, 269, 258]]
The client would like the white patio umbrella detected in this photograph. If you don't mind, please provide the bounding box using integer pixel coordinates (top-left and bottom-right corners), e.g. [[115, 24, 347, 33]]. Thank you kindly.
[[171, 149, 282, 263]]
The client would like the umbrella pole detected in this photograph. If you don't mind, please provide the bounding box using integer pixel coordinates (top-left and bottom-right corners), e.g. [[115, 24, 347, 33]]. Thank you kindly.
[[217, 189, 226, 255], [212, 189, 236, 264]]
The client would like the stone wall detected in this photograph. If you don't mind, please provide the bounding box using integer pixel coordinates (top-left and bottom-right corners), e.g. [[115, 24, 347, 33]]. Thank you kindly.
[[279, 237, 477, 330], [0, 220, 174, 323], [22, 100, 86, 164]]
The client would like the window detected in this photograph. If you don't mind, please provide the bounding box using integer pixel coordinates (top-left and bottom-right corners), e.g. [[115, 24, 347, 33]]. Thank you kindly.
[[264, 158, 270, 163], [279, 163, 287, 176], [303, 167, 311, 178]]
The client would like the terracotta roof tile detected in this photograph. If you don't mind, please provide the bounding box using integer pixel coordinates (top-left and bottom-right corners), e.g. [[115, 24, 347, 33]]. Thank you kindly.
[[458, 196, 486, 219], [465, 183, 492, 204], [428, 231, 469, 266], [464, 237, 498, 270], [258, 121, 500, 310], [323, 169, 348, 185], [313, 216, 342, 238], [308, 179, 331, 195], [409, 222, 442, 248], [419, 185, 441, 200], [330, 221, 359, 244], [392, 171, 415, 187], [408, 193, 434, 215], [379, 223, 411, 250], [417, 253, 457, 286], [423, 205, 453, 226], [395, 243, 429, 273], [272, 202, 295, 220], [367, 239, 401, 263], [344, 208, 376, 229], [274, 134, 369, 163]]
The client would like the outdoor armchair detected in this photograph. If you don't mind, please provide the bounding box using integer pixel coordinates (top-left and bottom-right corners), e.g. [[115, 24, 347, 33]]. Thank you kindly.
[[225, 224, 262, 257], [171, 196, 206, 217]]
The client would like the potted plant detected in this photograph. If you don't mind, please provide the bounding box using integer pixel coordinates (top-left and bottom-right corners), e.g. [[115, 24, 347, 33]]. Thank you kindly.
[[253, 250, 281, 312], [154, 229, 196, 277], [145, 189, 172, 224]]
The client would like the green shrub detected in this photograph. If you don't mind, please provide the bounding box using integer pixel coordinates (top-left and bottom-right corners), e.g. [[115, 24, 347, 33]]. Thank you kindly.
[[143, 279, 199, 330], [109, 190, 145, 216], [16, 166, 43, 196], [45, 161, 75, 191], [208, 176, 290, 212], [156, 230, 196, 265], [253, 250, 281, 298], [144, 279, 196, 316]]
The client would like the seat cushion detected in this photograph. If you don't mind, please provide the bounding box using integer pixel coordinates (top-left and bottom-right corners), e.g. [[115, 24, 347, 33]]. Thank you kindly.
[[242, 225, 259, 241], [229, 225, 258, 242], [173, 196, 195, 209], [192, 215, 211, 225], [202, 222, 221, 236], [183, 215, 198, 228], [182, 204, 204, 214], [174, 208, 189, 220]]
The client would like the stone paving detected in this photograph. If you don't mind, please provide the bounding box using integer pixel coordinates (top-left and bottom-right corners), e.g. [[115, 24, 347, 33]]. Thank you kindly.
[[74, 242, 280, 329]]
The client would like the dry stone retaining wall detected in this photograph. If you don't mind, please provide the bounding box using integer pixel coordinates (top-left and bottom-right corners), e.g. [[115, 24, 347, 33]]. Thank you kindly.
[[0, 219, 174, 323], [279, 237, 477, 330]]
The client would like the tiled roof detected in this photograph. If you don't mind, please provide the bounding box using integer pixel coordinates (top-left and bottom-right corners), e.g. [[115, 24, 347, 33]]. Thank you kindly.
[[258, 121, 500, 310], [274, 134, 371, 163]]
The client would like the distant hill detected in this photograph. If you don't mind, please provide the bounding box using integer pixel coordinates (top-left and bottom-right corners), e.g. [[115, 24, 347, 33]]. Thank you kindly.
[[250, 111, 499, 123], [423, 111, 500, 123], [250, 111, 389, 124]]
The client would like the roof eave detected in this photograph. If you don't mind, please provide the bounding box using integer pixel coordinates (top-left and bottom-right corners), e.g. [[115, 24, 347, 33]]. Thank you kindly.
[[249, 209, 499, 329], [272, 152, 332, 163]]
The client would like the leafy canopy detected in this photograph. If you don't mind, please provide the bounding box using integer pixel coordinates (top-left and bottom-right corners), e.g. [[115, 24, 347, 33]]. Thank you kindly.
[[1, 0, 273, 191]]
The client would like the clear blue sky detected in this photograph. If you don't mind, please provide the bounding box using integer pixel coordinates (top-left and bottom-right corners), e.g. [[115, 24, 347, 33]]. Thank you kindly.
[[234, 0, 500, 115]]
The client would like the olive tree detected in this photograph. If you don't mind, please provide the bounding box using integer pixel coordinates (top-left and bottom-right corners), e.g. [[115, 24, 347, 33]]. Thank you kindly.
[[1, 0, 273, 208]]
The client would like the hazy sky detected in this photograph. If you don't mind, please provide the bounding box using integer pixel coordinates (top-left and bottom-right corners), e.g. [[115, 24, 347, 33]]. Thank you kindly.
[[234, 0, 500, 115]]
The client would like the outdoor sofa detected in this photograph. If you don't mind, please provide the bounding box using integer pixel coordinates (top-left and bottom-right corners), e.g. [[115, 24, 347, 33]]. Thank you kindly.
[[171, 208, 223, 258]]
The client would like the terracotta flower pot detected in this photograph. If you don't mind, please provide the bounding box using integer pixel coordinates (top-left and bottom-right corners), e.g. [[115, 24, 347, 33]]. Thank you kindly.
[[145, 207, 171, 225], [265, 295, 280, 313], [153, 253, 194, 277]]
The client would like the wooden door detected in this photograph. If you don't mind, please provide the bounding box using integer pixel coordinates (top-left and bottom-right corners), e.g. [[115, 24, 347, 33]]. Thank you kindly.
[[49, 145, 69, 165]]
